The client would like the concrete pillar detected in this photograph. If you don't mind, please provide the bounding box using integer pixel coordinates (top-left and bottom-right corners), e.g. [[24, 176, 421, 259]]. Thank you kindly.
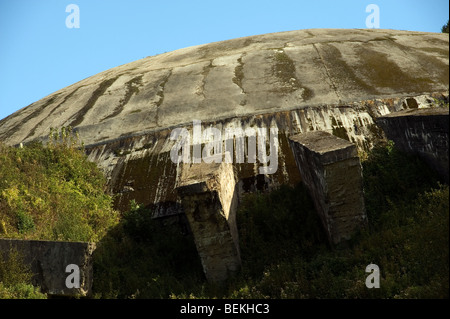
[[288, 131, 367, 245], [176, 162, 241, 282]]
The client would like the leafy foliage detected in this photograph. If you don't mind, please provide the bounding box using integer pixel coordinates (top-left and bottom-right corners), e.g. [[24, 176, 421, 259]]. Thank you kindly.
[[236, 183, 328, 277], [0, 250, 47, 299], [92, 200, 204, 299], [361, 140, 439, 230], [442, 20, 449, 33], [0, 128, 119, 242]]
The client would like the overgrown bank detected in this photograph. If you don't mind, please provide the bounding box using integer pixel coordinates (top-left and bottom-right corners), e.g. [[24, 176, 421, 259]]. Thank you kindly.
[[0, 130, 119, 242], [0, 129, 119, 298]]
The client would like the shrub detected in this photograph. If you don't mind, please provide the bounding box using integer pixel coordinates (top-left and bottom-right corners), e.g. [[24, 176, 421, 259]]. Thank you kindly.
[[361, 141, 439, 230], [92, 200, 204, 299], [236, 183, 328, 278], [0, 129, 119, 242], [0, 249, 47, 299]]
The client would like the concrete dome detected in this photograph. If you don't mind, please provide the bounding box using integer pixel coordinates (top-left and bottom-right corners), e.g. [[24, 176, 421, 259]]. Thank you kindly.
[[0, 29, 448, 218], [0, 28, 448, 147]]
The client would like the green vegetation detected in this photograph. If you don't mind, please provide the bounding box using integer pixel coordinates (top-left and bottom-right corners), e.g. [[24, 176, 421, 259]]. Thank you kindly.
[[220, 143, 448, 299], [442, 20, 449, 33], [0, 127, 119, 242], [0, 250, 46, 299], [92, 200, 204, 299]]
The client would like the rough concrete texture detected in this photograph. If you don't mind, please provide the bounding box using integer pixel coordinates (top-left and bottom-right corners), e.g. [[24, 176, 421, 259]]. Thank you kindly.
[[176, 162, 241, 282], [0, 29, 447, 147], [289, 131, 367, 245], [0, 29, 448, 217], [377, 107, 449, 183], [0, 238, 95, 296]]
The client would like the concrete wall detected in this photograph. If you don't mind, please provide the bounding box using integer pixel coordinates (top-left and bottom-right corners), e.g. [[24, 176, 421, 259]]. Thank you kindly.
[[0, 238, 95, 297], [289, 131, 367, 245], [377, 107, 449, 183]]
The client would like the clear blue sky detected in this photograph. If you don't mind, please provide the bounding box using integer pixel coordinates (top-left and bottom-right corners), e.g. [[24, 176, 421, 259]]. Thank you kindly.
[[0, 0, 448, 121]]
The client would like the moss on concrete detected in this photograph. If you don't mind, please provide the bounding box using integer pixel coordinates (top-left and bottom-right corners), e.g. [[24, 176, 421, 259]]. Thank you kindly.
[[356, 47, 434, 93], [332, 126, 349, 141], [2, 94, 61, 138], [232, 57, 245, 93], [318, 43, 379, 95], [102, 75, 143, 121], [70, 76, 119, 127]]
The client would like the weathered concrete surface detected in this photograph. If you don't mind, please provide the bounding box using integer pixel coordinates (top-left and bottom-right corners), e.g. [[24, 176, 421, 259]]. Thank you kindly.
[[81, 94, 446, 217], [176, 162, 241, 282], [0, 29, 447, 147], [0, 238, 95, 296], [289, 131, 367, 245], [377, 107, 449, 183], [0, 29, 447, 217]]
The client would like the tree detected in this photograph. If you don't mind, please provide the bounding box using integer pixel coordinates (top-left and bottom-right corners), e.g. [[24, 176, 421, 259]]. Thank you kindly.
[[442, 20, 449, 33]]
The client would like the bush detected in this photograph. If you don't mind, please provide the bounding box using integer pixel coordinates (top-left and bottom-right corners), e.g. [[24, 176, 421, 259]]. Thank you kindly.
[[236, 183, 328, 278], [0, 250, 47, 299], [2, 132, 447, 299], [442, 20, 449, 33], [0, 282, 47, 299], [0, 129, 119, 242], [361, 141, 439, 230], [92, 200, 204, 299]]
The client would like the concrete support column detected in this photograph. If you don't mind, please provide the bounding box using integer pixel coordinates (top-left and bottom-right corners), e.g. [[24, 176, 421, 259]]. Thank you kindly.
[[176, 162, 241, 282], [288, 131, 367, 245]]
